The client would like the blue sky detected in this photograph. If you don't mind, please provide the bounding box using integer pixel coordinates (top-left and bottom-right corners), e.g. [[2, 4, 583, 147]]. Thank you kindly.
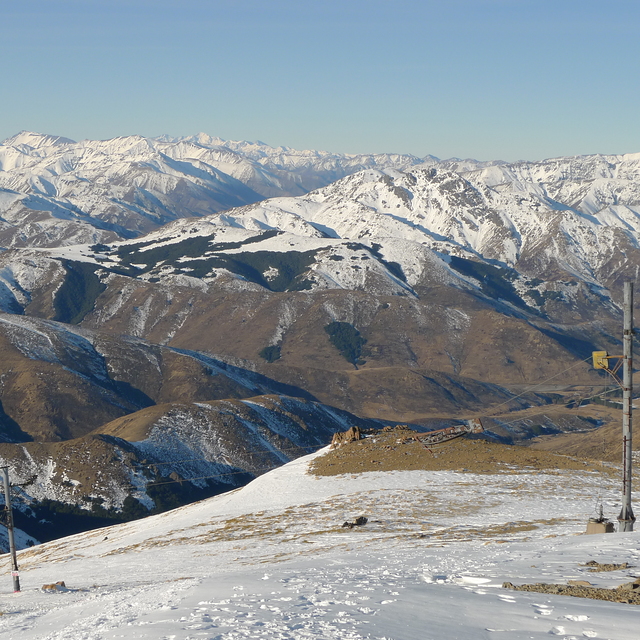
[[2, 0, 639, 161]]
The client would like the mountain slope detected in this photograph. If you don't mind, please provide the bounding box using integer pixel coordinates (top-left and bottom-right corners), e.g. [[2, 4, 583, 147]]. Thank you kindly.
[[0, 446, 637, 639], [0, 240, 607, 422], [0, 134, 637, 549], [224, 163, 640, 295], [0, 395, 378, 542]]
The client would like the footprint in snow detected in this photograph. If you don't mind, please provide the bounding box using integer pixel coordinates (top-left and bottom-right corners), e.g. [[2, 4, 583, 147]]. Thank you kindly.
[[549, 627, 580, 638], [563, 615, 589, 622], [533, 604, 553, 615], [498, 595, 516, 602], [357, 607, 375, 614]]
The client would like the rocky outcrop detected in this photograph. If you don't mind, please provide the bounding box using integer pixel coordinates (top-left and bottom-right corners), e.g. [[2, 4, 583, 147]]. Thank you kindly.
[[331, 426, 362, 448]]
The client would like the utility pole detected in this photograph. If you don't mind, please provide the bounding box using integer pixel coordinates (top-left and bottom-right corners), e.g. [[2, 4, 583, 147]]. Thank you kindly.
[[619, 282, 635, 532], [1, 467, 20, 592], [591, 281, 636, 533]]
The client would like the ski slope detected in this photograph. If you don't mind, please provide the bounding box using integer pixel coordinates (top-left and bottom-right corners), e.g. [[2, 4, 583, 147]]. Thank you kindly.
[[0, 447, 638, 640]]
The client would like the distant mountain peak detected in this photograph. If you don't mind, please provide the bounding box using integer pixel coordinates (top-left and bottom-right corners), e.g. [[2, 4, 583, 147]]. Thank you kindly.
[[2, 131, 76, 148]]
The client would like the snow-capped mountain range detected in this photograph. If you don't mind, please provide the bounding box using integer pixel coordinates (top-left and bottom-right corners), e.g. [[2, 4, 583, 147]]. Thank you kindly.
[[0, 131, 424, 247], [0, 131, 634, 432], [1, 131, 638, 297], [0, 130, 638, 546]]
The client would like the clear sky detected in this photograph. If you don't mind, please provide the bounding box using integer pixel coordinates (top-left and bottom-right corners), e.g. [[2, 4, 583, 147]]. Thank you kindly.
[[2, 0, 639, 161]]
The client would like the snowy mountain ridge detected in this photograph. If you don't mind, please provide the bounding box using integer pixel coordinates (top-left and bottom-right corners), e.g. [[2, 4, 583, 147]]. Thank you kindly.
[[224, 163, 640, 292], [158, 131, 429, 170], [0, 131, 428, 248], [2, 129, 638, 292]]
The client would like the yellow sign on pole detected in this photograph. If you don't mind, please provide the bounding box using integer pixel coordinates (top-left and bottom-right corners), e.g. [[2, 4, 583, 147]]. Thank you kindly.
[[592, 351, 609, 370]]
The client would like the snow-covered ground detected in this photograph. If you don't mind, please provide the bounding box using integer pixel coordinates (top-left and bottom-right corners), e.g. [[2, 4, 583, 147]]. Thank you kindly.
[[0, 448, 638, 640]]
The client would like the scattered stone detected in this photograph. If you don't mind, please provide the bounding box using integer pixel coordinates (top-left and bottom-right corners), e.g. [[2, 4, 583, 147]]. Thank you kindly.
[[616, 578, 640, 592], [42, 581, 68, 593], [342, 516, 368, 529]]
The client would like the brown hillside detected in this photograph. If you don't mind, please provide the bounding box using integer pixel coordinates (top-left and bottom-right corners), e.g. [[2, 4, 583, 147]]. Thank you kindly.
[[0, 330, 140, 442], [79, 283, 606, 422], [0, 315, 310, 443], [309, 426, 616, 477]]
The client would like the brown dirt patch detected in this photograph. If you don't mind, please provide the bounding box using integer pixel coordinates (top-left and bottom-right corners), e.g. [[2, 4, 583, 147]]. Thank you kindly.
[[309, 426, 615, 476]]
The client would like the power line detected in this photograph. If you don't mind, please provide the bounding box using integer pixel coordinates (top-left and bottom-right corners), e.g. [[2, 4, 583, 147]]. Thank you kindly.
[[480, 355, 594, 419], [145, 467, 279, 487], [8, 355, 613, 493], [130, 441, 328, 469], [131, 358, 598, 472], [491, 387, 630, 430], [96, 359, 603, 484]]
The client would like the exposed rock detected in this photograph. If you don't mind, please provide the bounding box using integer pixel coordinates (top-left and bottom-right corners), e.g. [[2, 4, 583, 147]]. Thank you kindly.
[[617, 578, 640, 591], [582, 560, 630, 572], [311, 429, 615, 477], [502, 580, 640, 605]]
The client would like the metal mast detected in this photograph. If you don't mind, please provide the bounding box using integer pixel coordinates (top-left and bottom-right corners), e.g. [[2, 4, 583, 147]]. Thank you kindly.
[[618, 282, 635, 532]]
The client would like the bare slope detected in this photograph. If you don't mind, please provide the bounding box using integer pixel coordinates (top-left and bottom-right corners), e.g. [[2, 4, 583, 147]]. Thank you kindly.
[[0, 241, 614, 432], [0, 313, 314, 442]]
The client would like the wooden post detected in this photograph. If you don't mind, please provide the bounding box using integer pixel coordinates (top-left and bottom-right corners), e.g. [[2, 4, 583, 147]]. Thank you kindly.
[[1, 467, 20, 591]]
